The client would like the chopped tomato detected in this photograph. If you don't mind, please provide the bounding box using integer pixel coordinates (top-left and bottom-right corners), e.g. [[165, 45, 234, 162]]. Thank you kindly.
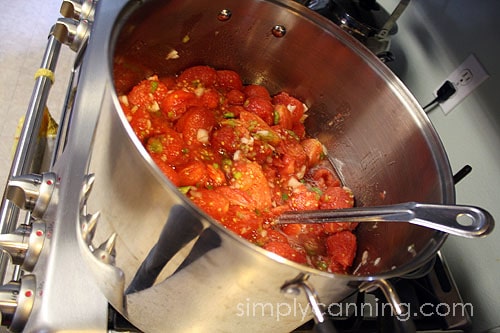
[[211, 125, 241, 156], [263, 241, 307, 264], [216, 70, 243, 91], [161, 89, 197, 120], [310, 167, 341, 190], [229, 160, 272, 211], [199, 89, 220, 109], [121, 65, 358, 274], [219, 206, 263, 241], [206, 163, 227, 187], [219, 105, 241, 119], [146, 129, 189, 166], [149, 111, 174, 137], [301, 138, 324, 167], [175, 107, 216, 146], [319, 186, 354, 209], [273, 104, 294, 129], [325, 231, 357, 269], [239, 111, 281, 145], [289, 188, 320, 211], [281, 223, 302, 236], [275, 139, 307, 178], [177, 65, 218, 88], [225, 89, 246, 105], [244, 96, 274, 125], [123, 80, 149, 105], [177, 161, 209, 187], [243, 84, 271, 100], [292, 121, 306, 139], [186, 145, 219, 164], [150, 155, 180, 186], [126, 106, 153, 142], [272, 91, 306, 123], [189, 188, 230, 221], [214, 186, 256, 208], [113, 60, 147, 95]]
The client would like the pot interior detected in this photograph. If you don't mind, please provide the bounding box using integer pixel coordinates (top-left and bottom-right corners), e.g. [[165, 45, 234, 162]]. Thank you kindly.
[[110, 0, 454, 277]]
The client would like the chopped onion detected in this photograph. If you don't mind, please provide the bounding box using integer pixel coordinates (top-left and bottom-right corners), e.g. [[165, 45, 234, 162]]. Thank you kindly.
[[119, 95, 129, 106], [233, 150, 242, 161], [255, 130, 269, 137], [240, 136, 254, 145], [295, 165, 306, 179], [194, 87, 205, 97], [166, 49, 179, 60], [149, 100, 160, 112], [196, 128, 209, 143], [287, 176, 302, 189]]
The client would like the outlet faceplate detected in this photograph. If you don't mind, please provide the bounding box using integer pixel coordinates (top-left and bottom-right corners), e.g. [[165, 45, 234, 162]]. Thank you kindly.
[[437, 54, 489, 114]]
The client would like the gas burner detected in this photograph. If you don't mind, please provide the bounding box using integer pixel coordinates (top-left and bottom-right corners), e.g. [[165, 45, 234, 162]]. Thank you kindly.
[[303, 0, 411, 62], [294, 252, 471, 332]]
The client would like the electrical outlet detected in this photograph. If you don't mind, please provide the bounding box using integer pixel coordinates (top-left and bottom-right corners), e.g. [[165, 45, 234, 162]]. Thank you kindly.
[[437, 54, 489, 114]]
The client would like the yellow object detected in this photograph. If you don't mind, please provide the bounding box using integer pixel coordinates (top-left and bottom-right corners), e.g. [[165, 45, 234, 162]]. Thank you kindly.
[[11, 107, 59, 158], [34, 68, 55, 84], [40, 107, 59, 137]]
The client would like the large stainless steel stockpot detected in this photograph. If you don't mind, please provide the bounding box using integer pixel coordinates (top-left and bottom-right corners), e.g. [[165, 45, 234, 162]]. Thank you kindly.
[[74, 0, 456, 331]]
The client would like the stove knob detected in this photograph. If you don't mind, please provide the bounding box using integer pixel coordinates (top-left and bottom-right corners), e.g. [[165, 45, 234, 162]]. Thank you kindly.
[[52, 17, 90, 52], [60, 0, 95, 21], [0, 222, 46, 272], [0, 275, 36, 333], [6, 172, 56, 219]]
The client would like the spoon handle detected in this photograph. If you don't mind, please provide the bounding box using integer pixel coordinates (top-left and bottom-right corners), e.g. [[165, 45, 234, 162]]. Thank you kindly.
[[278, 202, 494, 238]]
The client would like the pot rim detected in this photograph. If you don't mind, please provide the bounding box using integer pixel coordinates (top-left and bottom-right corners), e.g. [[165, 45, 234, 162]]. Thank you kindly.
[[109, 0, 455, 283]]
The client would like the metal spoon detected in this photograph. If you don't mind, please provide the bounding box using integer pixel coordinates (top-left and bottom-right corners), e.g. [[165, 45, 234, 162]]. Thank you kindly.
[[277, 202, 494, 238]]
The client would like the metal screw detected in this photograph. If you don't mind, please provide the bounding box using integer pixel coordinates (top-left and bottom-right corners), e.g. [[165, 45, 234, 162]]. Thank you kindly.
[[217, 9, 232, 21], [272, 25, 286, 38]]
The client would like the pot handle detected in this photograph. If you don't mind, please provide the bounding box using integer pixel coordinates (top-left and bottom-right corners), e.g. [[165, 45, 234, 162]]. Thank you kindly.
[[359, 279, 416, 333], [377, 0, 411, 40], [281, 275, 337, 333]]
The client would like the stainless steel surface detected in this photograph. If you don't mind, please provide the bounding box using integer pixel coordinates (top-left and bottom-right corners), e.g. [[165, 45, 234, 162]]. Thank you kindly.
[[2, 0, 498, 332], [14, 0, 118, 327], [60, 0, 96, 21], [281, 274, 334, 329], [0, 222, 45, 271], [60, 0, 457, 331], [6, 172, 56, 219], [359, 278, 417, 332], [0, 275, 36, 333], [1, 0, 488, 331], [0, 0, 110, 331], [53, 17, 90, 52], [278, 202, 494, 238], [0, 34, 62, 282]]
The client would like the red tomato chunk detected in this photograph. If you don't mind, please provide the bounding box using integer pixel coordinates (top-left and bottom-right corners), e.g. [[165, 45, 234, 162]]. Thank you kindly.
[[119, 65, 358, 274]]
